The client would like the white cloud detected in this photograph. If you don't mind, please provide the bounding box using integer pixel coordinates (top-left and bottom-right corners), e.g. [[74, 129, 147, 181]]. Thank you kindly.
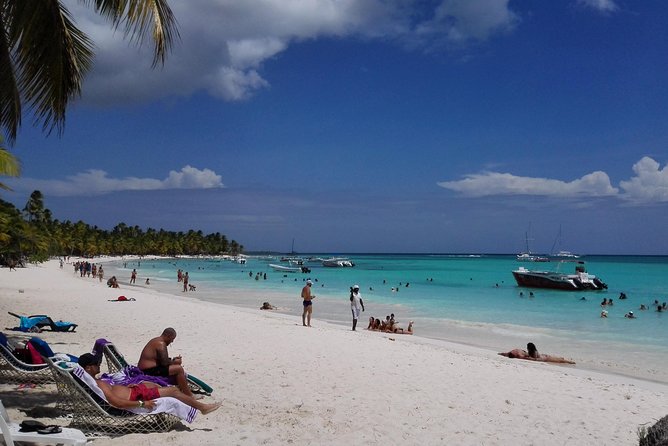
[[576, 0, 618, 13], [618, 157, 668, 203], [439, 157, 668, 205], [438, 170, 618, 198], [12, 166, 223, 197], [62, 0, 520, 105], [417, 0, 519, 43]]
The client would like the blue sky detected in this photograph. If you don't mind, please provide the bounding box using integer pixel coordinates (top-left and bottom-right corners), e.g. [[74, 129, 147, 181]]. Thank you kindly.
[[4, 0, 668, 254]]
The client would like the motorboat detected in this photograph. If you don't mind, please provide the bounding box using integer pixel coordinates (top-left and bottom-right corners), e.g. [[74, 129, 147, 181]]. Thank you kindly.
[[512, 262, 607, 291], [322, 258, 355, 267], [269, 264, 311, 273]]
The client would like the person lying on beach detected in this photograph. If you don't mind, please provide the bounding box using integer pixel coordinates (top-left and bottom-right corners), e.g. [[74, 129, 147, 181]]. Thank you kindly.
[[260, 302, 276, 310], [137, 327, 195, 397], [108, 296, 136, 302], [498, 343, 575, 364], [78, 353, 220, 414], [389, 321, 414, 334]]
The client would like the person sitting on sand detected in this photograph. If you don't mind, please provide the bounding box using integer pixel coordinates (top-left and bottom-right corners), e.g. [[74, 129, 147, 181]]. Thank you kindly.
[[78, 353, 220, 414], [498, 342, 575, 364], [107, 276, 119, 288], [138, 328, 194, 397], [260, 302, 276, 310], [367, 316, 375, 329]]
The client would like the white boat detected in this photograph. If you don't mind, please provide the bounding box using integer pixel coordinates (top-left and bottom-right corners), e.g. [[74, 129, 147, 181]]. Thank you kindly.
[[550, 225, 580, 258], [269, 263, 302, 273], [322, 258, 355, 267], [517, 225, 549, 262], [554, 250, 579, 259], [269, 263, 310, 273]]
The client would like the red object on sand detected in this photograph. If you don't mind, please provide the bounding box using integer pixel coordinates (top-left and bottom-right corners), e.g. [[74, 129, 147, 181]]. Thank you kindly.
[[117, 296, 127, 301]]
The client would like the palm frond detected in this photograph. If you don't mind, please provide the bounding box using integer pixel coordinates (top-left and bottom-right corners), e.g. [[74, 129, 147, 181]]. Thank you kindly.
[[84, 0, 179, 67], [0, 0, 22, 144], [0, 144, 21, 191], [8, 0, 94, 137]]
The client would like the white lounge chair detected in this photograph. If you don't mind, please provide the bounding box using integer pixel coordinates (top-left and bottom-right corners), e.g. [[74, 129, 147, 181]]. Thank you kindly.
[[0, 399, 87, 445]]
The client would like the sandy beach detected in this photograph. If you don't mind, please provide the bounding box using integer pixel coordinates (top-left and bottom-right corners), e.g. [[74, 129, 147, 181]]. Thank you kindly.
[[1, 259, 666, 445]]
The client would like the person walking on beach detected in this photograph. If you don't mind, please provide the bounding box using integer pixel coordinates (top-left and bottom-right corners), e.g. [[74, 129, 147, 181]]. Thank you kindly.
[[138, 327, 195, 397], [183, 272, 189, 292], [301, 279, 315, 327], [130, 268, 137, 284], [350, 285, 365, 331]]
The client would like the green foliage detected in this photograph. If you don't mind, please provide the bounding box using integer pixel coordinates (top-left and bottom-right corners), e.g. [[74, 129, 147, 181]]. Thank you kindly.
[[0, 191, 242, 266]]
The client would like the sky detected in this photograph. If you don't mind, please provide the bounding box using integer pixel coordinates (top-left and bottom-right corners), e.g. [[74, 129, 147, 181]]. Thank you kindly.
[[4, 0, 668, 254]]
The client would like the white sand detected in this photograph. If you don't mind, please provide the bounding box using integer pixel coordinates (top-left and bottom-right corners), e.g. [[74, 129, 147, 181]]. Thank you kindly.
[[1, 259, 666, 445]]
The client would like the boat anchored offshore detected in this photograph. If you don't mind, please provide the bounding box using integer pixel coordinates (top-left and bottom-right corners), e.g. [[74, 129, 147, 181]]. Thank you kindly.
[[322, 257, 355, 267], [512, 261, 608, 291], [269, 264, 311, 273]]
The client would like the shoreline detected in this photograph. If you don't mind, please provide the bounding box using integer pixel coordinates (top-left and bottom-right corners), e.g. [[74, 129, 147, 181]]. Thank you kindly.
[[1, 258, 666, 445], [103, 256, 668, 386]]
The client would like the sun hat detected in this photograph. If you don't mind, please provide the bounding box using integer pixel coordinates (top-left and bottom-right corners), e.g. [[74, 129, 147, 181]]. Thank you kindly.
[[353, 284, 359, 290], [306, 279, 312, 285]]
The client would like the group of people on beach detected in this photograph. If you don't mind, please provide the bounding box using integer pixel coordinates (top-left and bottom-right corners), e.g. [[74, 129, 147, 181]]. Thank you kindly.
[[367, 314, 414, 334], [77, 327, 220, 417]]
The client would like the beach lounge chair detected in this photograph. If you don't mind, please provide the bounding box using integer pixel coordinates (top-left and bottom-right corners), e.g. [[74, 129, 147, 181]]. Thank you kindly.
[[0, 399, 87, 445], [0, 333, 53, 385], [7, 312, 77, 333], [47, 358, 183, 436], [99, 340, 213, 396]]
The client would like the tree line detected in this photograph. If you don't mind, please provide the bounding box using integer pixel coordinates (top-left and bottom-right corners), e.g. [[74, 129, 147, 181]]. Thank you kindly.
[[0, 190, 242, 265]]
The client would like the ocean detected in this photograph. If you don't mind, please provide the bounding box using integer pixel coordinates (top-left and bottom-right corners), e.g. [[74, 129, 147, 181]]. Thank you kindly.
[[105, 254, 668, 383]]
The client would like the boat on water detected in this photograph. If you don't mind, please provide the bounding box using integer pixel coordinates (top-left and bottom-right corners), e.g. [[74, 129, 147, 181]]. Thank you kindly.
[[512, 261, 607, 291], [549, 225, 580, 259], [516, 225, 549, 262], [516, 253, 550, 262], [322, 258, 355, 267], [269, 263, 311, 273], [553, 250, 580, 259]]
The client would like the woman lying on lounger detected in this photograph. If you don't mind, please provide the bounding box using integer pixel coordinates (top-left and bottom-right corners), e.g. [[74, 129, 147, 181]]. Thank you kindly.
[[499, 342, 575, 364]]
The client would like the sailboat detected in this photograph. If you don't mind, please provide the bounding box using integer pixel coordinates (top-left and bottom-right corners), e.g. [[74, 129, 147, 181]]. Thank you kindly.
[[517, 225, 549, 262], [550, 225, 580, 258]]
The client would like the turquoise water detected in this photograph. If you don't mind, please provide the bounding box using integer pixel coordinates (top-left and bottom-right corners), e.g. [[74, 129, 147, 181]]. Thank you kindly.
[[107, 254, 668, 381]]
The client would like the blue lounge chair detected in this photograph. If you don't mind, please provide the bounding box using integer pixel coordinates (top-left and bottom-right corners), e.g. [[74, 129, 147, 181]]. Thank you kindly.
[[7, 312, 77, 333]]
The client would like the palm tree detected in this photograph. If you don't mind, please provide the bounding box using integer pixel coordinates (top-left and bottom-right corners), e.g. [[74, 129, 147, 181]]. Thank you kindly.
[[0, 136, 19, 189], [0, 0, 179, 144]]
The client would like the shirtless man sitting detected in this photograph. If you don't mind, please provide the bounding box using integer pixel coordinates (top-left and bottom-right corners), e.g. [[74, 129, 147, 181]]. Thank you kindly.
[[78, 353, 220, 414], [138, 327, 194, 397]]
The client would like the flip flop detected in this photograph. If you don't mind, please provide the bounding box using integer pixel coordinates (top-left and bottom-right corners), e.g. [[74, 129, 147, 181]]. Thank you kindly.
[[19, 420, 46, 432], [38, 425, 63, 435]]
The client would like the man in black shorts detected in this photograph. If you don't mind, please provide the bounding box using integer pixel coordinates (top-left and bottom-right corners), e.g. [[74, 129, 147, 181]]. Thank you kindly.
[[138, 327, 194, 397]]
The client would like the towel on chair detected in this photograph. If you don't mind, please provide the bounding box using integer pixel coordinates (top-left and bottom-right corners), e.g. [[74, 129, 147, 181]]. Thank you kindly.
[[69, 363, 198, 423]]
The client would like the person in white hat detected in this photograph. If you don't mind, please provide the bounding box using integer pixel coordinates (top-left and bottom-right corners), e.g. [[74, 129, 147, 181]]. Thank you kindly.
[[350, 285, 365, 331], [624, 311, 636, 319], [301, 279, 316, 327]]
